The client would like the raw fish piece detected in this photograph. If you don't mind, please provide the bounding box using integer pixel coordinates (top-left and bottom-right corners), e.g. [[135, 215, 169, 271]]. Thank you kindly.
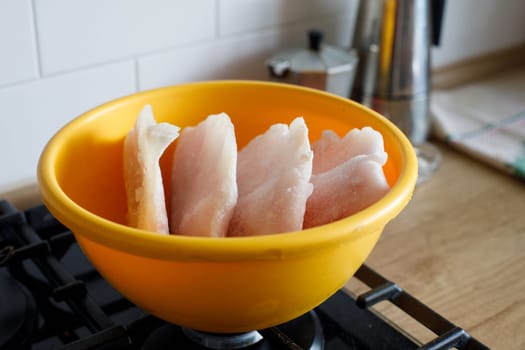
[[123, 105, 180, 234], [170, 113, 238, 237], [312, 127, 387, 174], [228, 117, 313, 236], [303, 127, 389, 228]]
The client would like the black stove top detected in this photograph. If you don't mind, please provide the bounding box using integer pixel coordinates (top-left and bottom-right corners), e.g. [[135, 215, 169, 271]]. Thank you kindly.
[[0, 199, 488, 350]]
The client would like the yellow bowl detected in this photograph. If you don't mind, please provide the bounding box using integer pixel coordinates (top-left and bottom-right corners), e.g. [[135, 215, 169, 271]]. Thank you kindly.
[[38, 81, 417, 333]]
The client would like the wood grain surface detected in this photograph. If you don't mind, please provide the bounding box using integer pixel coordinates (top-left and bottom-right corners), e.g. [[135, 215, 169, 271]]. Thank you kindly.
[[345, 142, 525, 349]]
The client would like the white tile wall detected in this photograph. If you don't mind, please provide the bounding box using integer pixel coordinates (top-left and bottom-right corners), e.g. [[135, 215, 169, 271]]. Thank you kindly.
[[0, 0, 38, 87], [138, 31, 281, 90], [138, 15, 354, 90], [1, 0, 525, 191], [0, 61, 135, 187], [34, 0, 216, 75], [432, 0, 525, 67], [218, 0, 356, 37]]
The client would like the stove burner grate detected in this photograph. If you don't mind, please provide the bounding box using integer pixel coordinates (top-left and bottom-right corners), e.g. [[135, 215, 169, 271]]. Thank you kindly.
[[0, 199, 489, 350], [0, 270, 38, 350]]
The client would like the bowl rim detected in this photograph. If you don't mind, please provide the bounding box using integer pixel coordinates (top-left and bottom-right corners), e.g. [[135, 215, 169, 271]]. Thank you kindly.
[[37, 80, 418, 261]]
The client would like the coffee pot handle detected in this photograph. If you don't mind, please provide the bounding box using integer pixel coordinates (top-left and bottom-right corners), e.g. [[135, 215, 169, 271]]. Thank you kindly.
[[431, 0, 446, 46]]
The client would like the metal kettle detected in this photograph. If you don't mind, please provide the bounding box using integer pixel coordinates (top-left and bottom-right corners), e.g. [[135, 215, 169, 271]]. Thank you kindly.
[[351, 0, 445, 144], [266, 30, 358, 98]]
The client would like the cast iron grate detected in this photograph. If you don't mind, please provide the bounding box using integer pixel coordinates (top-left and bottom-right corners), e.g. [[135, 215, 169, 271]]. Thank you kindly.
[[0, 199, 489, 350]]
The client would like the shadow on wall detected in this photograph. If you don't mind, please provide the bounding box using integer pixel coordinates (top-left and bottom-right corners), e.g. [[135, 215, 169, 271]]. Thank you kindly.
[[214, 1, 358, 83]]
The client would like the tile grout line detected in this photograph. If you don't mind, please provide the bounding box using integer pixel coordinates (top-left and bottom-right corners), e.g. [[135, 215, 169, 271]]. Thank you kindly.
[[0, 57, 135, 93], [14, 34, 219, 84], [133, 59, 140, 92], [215, 0, 220, 38], [29, 0, 43, 78]]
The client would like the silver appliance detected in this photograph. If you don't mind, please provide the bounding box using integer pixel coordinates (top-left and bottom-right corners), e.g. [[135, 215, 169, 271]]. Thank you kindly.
[[351, 0, 445, 145], [266, 30, 359, 98]]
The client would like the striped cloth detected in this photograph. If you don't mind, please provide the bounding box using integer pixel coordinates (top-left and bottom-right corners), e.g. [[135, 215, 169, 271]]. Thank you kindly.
[[431, 67, 525, 180]]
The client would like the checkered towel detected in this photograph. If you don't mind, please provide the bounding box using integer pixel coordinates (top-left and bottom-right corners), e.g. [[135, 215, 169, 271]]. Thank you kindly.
[[431, 67, 525, 180]]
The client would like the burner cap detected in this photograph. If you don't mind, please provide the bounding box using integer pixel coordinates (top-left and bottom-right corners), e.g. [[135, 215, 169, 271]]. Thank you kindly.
[[141, 311, 324, 349], [182, 329, 263, 349], [0, 270, 38, 350]]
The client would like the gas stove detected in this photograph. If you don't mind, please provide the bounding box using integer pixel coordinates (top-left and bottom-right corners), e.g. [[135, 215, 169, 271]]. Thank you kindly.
[[0, 199, 488, 350]]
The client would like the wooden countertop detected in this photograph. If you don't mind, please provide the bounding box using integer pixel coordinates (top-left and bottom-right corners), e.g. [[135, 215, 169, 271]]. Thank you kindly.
[[345, 142, 525, 349]]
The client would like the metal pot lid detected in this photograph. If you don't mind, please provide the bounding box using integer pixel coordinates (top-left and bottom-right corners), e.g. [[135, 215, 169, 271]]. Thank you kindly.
[[267, 30, 357, 77]]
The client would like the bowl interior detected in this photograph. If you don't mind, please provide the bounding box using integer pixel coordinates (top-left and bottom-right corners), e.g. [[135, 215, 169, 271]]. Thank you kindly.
[[39, 81, 415, 260]]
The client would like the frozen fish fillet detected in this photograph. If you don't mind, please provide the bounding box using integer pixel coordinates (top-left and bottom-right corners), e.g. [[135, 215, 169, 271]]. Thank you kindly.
[[123, 105, 180, 234], [228, 117, 313, 236], [303, 127, 389, 228], [170, 113, 238, 237], [312, 128, 387, 173]]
